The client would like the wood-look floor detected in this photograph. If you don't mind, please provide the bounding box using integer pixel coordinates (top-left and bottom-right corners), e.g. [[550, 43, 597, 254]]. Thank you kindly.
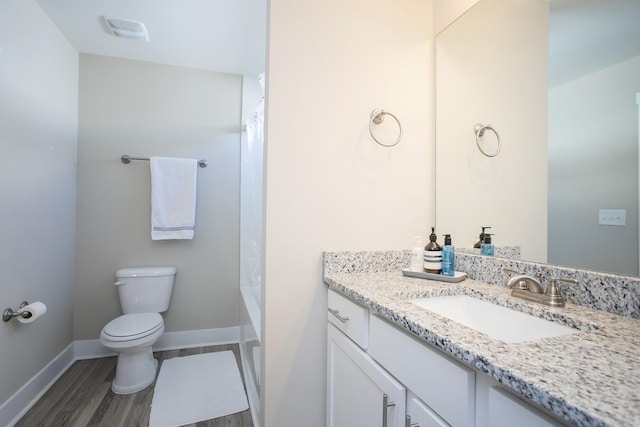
[[16, 344, 253, 427]]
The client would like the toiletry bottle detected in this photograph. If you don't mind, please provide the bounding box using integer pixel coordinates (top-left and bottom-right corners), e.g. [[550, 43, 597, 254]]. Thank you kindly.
[[423, 227, 442, 274], [473, 226, 491, 249], [410, 236, 424, 272], [441, 234, 455, 276], [480, 233, 494, 256]]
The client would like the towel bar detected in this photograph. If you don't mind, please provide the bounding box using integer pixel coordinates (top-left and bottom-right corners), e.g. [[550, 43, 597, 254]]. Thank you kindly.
[[121, 155, 208, 168]]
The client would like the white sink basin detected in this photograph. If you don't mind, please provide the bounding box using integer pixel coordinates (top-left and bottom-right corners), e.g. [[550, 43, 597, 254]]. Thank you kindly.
[[410, 295, 578, 343]]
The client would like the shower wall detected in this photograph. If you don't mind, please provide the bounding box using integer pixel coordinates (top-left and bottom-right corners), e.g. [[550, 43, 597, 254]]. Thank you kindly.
[[240, 75, 265, 304], [239, 75, 264, 424]]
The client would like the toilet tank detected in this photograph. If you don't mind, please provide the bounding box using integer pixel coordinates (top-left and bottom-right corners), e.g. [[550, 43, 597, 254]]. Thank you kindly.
[[115, 266, 177, 314]]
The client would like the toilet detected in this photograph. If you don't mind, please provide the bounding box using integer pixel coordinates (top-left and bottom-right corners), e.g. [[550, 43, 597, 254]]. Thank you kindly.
[[100, 266, 176, 394]]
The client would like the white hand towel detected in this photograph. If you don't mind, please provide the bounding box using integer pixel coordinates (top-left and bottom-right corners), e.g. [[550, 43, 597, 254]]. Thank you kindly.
[[150, 156, 198, 240]]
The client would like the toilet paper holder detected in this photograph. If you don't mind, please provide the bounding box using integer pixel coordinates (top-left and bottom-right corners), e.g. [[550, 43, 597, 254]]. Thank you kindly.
[[2, 301, 31, 322]]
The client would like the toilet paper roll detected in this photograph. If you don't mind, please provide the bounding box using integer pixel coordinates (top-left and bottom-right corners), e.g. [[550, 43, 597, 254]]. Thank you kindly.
[[16, 301, 47, 324]]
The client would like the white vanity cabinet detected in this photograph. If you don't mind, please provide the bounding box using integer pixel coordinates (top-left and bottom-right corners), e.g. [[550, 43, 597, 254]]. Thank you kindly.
[[328, 288, 369, 349], [327, 289, 567, 427], [327, 324, 406, 427], [369, 314, 474, 426], [486, 386, 564, 427], [327, 290, 405, 426], [406, 391, 450, 427]]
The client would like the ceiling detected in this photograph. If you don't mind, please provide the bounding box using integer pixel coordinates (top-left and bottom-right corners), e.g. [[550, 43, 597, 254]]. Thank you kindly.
[[36, 0, 639, 85], [36, 0, 267, 76], [549, 0, 640, 87]]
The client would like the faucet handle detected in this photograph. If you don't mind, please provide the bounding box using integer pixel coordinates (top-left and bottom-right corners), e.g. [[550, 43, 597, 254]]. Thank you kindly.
[[551, 277, 579, 286], [545, 277, 579, 307]]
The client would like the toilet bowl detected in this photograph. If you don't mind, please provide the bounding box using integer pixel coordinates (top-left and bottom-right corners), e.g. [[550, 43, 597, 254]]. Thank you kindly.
[[100, 313, 165, 394], [99, 266, 176, 394]]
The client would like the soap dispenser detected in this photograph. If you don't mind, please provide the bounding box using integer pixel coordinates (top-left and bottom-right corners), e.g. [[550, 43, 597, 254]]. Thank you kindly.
[[480, 233, 494, 256], [423, 227, 442, 274], [441, 234, 455, 277], [474, 226, 491, 249], [410, 236, 424, 272]]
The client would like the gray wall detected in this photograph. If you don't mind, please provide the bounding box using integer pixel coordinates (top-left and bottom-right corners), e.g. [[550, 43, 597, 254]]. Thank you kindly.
[[548, 54, 640, 276], [0, 0, 78, 405], [75, 54, 242, 340]]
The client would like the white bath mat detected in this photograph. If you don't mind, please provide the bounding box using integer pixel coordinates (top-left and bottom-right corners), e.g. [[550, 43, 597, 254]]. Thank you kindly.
[[149, 351, 249, 427]]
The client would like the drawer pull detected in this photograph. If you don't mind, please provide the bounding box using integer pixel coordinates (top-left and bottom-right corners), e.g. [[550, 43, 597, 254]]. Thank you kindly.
[[405, 415, 419, 427], [382, 393, 395, 427], [328, 308, 349, 323]]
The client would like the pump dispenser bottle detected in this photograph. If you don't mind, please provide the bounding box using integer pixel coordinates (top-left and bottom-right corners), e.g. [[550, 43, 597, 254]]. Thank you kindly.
[[474, 226, 491, 249], [480, 233, 494, 256], [410, 236, 424, 272], [423, 227, 442, 274], [441, 234, 455, 276]]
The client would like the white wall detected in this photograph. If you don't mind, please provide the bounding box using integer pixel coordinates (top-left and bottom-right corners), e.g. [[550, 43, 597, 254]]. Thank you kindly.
[[75, 54, 242, 339], [435, 0, 549, 261], [433, 0, 481, 34], [548, 55, 640, 275], [263, 0, 434, 425], [0, 0, 78, 405]]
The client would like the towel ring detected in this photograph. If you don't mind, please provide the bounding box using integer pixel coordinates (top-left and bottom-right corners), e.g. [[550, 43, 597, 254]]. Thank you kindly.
[[369, 109, 402, 147], [474, 123, 501, 157]]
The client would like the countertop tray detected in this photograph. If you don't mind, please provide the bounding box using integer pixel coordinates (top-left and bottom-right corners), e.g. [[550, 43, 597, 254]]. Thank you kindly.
[[402, 269, 468, 283]]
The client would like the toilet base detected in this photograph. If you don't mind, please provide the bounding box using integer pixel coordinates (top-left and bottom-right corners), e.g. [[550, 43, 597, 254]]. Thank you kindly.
[[111, 348, 158, 394]]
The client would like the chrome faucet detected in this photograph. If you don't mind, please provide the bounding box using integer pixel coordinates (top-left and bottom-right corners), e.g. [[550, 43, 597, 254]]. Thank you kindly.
[[503, 268, 578, 307]]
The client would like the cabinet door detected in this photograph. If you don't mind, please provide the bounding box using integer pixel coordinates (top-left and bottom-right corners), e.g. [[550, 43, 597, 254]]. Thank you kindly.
[[406, 391, 450, 427], [328, 324, 406, 427], [369, 315, 475, 426]]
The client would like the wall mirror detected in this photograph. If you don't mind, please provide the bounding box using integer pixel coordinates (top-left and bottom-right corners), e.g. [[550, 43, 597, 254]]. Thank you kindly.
[[435, 0, 640, 277]]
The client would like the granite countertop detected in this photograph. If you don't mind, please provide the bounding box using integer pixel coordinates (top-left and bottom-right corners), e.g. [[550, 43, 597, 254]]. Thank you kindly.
[[324, 270, 640, 427]]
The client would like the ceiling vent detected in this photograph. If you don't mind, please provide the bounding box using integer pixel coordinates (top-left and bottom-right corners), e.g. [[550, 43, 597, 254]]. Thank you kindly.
[[103, 16, 149, 42]]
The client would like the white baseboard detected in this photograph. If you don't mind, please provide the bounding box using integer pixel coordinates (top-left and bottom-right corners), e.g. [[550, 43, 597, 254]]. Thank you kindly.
[[4, 327, 243, 425], [154, 326, 241, 351], [0, 343, 75, 427], [73, 326, 241, 359], [74, 338, 115, 359]]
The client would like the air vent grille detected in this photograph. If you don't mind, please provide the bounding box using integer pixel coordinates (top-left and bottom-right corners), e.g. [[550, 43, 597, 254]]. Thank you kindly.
[[103, 16, 149, 42]]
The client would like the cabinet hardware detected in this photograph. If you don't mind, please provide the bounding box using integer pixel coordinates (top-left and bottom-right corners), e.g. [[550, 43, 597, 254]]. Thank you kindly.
[[328, 308, 349, 323], [405, 415, 420, 427], [382, 393, 395, 427]]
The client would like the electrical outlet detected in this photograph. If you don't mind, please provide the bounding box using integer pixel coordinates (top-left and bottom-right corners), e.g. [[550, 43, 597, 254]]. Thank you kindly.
[[598, 209, 626, 226]]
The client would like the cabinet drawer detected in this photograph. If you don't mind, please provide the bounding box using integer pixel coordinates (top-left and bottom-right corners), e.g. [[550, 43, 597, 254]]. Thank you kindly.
[[328, 290, 369, 349], [369, 315, 475, 427]]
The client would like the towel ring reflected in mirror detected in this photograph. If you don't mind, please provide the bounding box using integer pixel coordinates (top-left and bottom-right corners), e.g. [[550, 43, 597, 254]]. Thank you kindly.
[[474, 123, 501, 157], [369, 109, 403, 147]]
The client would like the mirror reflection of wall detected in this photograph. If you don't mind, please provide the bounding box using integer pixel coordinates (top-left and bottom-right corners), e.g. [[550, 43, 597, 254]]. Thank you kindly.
[[436, 0, 640, 277], [435, 0, 549, 263], [547, 0, 640, 276]]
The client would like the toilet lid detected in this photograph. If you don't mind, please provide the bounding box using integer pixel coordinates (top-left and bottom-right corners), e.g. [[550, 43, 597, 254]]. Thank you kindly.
[[102, 313, 163, 342]]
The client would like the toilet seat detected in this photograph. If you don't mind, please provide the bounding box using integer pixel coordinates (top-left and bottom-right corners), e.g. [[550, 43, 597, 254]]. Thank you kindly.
[[101, 313, 163, 342], [99, 313, 164, 394]]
